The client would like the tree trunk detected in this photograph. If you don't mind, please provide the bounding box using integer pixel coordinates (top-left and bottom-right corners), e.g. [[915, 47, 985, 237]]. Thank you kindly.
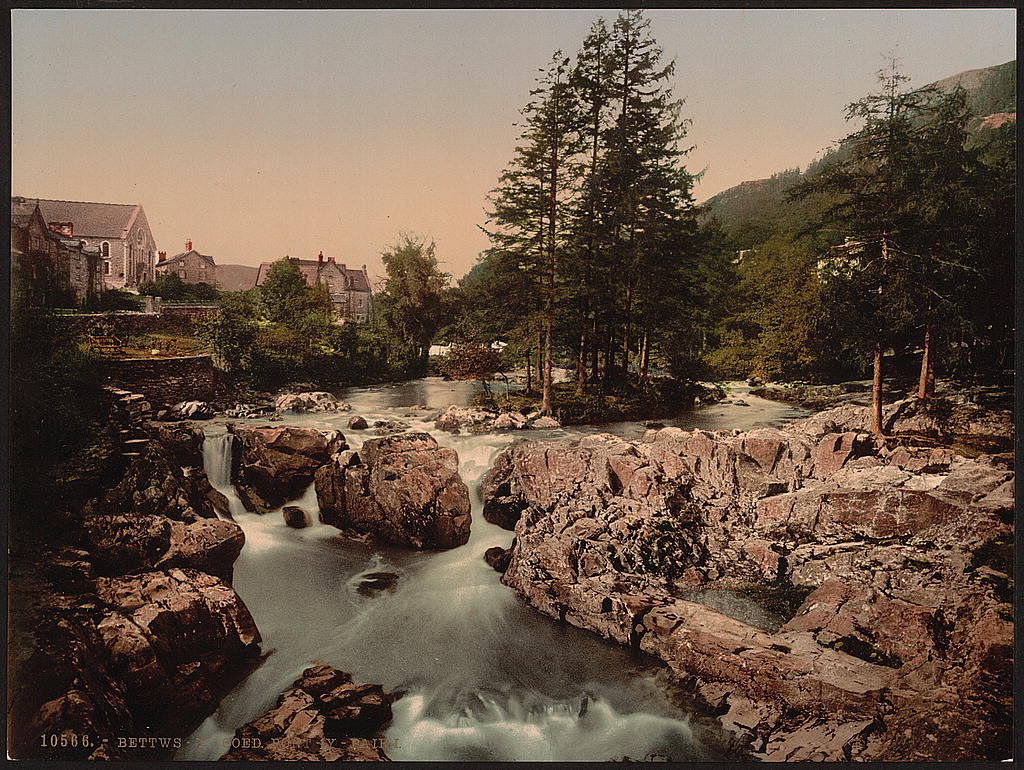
[[871, 341, 884, 436], [622, 282, 633, 375], [639, 331, 649, 381], [590, 316, 600, 382], [525, 343, 532, 395], [917, 321, 935, 398], [536, 330, 544, 406], [576, 327, 587, 395]]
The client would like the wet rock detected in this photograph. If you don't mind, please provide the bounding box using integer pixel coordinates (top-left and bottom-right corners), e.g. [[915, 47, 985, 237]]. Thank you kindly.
[[643, 420, 665, 430], [484, 546, 511, 573], [493, 412, 528, 430], [373, 419, 410, 435], [171, 400, 215, 420], [156, 518, 246, 583], [220, 663, 392, 761], [275, 391, 351, 414], [315, 432, 471, 549], [355, 572, 399, 597], [283, 506, 308, 529], [435, 404, 496, 433], [530, 415, 561, 429], [230, 425, 347, 513], [347, 415, 369, 430]]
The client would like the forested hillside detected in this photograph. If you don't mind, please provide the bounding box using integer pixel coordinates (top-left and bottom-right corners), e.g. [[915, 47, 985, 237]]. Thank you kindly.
[[700, 60, 1015, 386]]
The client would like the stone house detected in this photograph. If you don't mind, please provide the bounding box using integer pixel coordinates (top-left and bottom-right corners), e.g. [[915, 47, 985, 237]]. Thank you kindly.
[[14, 197, 158, 290], [156, 240, 218, 285], [11, 199, 102, 306], [255, 253, 372, 322]]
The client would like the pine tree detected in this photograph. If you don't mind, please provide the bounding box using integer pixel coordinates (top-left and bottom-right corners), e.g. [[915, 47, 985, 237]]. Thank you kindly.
[[792, 56, 932, 435], [483, 51, 584, 415]]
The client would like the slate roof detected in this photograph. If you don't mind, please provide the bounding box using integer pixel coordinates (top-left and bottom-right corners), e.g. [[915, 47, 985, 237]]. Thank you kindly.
[[10, 198, 41, 229], [345, 267, 371, 292], [159, 249, 216, 268], [255, 257, 371, 293], [14, 197, 140, 239]]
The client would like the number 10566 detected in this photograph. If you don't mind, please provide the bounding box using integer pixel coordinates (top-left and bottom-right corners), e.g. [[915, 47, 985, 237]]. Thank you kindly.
[[40, 733, 93, 748]]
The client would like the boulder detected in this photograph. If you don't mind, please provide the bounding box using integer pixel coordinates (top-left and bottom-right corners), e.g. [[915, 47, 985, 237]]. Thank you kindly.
[[484, 546, 511, 573], [275, 392, 351, 413], [283, 506, 309, 529], [493, 412, 528, 430], [354, 572, 399, 597], [530, 415, 561, 429], [373, 419, 410, 435], [230, 425, 347, 513], [220, 663, 392, 761], [156, 518, 246, 583], [435, 404, 496, 433], [171, 400, 215, 420], [347, 415, 369, 430], [315, 432, 471, 549]]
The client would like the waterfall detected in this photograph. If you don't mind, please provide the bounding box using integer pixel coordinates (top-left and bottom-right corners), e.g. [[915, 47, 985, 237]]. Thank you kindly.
[[203, 431, 235, 490]]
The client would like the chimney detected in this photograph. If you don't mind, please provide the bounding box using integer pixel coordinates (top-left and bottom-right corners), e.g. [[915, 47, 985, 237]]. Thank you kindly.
[[185, 239, 192, 252], [158, 251, 167, 262], [328, 256, 335, 263], [48, 221, 73, 237], [318, 250, 324, 265]]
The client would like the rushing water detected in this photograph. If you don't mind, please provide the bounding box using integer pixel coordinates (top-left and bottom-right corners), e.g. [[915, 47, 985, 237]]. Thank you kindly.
[[179, 380, 807, 761]]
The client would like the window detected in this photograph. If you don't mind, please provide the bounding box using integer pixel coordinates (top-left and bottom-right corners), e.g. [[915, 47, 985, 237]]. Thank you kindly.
[[101, 242, 109, 258], [104, 261, 110, 275]]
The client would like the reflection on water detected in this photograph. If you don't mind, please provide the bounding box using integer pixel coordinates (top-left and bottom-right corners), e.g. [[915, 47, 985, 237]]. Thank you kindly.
[[179, 379, 807, 761]]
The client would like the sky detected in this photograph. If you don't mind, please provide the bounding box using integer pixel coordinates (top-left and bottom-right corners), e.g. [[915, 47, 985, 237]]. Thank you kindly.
[[11, 8, 1016, 284]]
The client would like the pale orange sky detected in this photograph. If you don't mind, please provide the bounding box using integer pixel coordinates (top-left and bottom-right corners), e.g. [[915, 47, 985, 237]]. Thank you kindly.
[[11, 9, 1016, 286]]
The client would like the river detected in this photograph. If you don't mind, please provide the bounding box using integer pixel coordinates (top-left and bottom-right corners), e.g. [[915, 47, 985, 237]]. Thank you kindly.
[[179, 380, 807, 761]]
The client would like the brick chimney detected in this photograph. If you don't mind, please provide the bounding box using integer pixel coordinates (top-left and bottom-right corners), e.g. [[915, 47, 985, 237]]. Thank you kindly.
[[186, 239, 192, 252], [48, 221, 73, 237], [328, 256, 336, 263], [318, 250, 324, 265], [158, 251, 167, 262]]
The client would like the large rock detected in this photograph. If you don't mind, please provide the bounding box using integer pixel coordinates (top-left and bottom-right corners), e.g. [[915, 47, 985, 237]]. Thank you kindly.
[[230, 425, 347, 513], [171, 400, 215, 420], [275, 392, 351, 414], [315, 432, 471, 549], [485, 404, 1014, 761], [156, 518, 246, 583], [435, 404, 496, 433], [220, 663, 392, 761]]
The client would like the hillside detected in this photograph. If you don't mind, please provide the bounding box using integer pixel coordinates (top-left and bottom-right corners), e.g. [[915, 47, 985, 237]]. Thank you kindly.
[[703, 60, 1016, 247], [216, 264, 260, 291]]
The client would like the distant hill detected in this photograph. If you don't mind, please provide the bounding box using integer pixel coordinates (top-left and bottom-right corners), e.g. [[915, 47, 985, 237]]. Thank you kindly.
[[703, 60, 1016, 248], [216, 264, 260, 291]]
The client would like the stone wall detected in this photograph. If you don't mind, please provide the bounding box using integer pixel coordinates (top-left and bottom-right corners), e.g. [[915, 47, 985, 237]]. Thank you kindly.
[[56, 312, 164, 336], [107, 355, 215, 406]]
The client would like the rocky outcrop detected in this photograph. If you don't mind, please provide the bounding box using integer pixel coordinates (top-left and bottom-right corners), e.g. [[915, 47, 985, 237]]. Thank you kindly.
[[348, 415, 369, 430], [485, 405, 1013, 762], [315, 432, 471, 549], [230, 425, 347, 513], [275, 392, 351, 413], [8, 418, 261, 761], [82, 428, 240, 576], [11, 569, 261, 760], [220, 663, 392, 761]]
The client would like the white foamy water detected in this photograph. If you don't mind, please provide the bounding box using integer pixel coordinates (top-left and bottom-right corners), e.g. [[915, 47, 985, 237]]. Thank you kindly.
[[179, 378, 806, 761]]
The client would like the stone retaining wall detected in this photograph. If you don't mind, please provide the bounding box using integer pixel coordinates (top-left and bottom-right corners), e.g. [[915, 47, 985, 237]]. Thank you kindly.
[[106, 355, 215, 406]]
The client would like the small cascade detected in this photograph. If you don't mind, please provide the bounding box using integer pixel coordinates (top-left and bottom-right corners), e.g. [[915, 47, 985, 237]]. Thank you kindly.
[[203, 431, 236, 489]]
